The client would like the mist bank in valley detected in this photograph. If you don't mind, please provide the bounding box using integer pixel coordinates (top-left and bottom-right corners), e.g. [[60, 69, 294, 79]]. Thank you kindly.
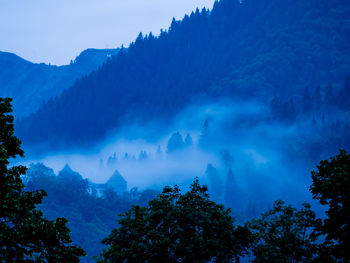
[[21, 96, 350, 218], [21, 96, 349, 261]]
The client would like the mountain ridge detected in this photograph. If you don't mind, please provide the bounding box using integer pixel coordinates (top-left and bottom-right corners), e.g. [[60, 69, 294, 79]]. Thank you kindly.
[[16, 0, 350, 150], [0, 48, 119, 117]]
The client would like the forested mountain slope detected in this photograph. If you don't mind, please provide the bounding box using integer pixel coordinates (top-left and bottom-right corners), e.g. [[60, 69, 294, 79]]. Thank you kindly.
[[0, 48, 118, 117], [24, 163, 159, 262], [17, 0, 350, 148]]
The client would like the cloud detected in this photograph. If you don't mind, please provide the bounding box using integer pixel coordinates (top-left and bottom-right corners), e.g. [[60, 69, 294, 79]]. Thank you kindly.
[[20, 98, 321, 213]]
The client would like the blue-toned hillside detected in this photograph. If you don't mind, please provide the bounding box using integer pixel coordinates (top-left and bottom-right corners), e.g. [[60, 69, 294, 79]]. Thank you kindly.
[[0, 48, 118, 117], [16, 0, 350, 149]]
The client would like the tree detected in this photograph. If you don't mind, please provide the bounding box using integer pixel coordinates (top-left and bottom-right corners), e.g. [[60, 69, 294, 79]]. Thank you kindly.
[[247, 200, 319, 263], [205, 164, 224, 202], [220, 149, 233, 168], [138, 150, 148, 161], [58, 164, 89, 196], [166, 132, 185, 153], [310, 149, 350, 262], [156, 145, 163, 160], [98, 178, 251, 263], [199, 118, 210, 147], [0, 98, 85, 262]]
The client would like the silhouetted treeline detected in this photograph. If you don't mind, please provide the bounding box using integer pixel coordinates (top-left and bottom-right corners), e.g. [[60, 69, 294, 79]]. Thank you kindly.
[[270, 77, 350, 122], [17, 0, 350, 149]]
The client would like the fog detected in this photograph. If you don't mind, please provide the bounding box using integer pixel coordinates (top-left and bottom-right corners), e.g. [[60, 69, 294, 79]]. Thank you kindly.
[[19, 98, 337, 216]]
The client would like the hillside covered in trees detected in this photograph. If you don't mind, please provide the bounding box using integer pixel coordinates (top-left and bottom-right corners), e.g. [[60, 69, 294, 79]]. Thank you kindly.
[[0, 48, 118, 117], [2, 0, 350, 261], [2, 94, 350, 262], [23, 162, 158, 262], [16, 0, 350, 149]]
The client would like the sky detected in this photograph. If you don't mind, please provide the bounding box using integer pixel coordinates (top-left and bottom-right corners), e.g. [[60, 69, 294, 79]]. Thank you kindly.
[[0, 0, 215, 65]]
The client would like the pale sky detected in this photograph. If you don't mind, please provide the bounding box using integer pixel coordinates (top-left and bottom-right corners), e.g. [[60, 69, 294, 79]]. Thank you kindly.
[[0, 0, 215, 65]]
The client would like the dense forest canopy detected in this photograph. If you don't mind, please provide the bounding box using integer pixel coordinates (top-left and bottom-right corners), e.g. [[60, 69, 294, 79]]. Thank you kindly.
[[16, 0, 350, 149], [2, 0, 350, 261]]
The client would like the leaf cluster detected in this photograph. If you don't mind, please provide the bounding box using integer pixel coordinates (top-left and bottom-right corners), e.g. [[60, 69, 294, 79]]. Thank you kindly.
[[247, 200, 320, 263], [0, 98, 86, 262], [98, 178, 251, 263], [310, 149, 350, 262]]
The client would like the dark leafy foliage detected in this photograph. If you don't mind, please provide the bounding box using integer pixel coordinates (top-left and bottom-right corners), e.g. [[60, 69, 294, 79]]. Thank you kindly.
[[98, 178, 252, 263], [247, 200, 319, 263], [310, 149, 350, 262], [0, 98, 86, 262], [24, 162, 159, 262]]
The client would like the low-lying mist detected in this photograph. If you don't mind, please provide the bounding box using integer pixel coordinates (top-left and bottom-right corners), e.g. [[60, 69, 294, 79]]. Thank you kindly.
[[20, 98, 346, 216]]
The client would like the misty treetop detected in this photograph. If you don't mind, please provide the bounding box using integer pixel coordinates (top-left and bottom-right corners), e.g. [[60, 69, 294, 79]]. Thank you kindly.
[[98, 178, 252, 263], [97, 150, 350, 263], [24, 162, 159, 262], [15, 152, 350, 262], [2, 0, 350, 261], [247, 200, 319, 263], [167, 132, 193, 153], [16, 0, 350, 149], [3, 96, 350, 262]]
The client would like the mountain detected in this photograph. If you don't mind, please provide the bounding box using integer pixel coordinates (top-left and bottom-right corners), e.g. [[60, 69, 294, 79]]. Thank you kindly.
[[16, 0, 350, 149], [0, 48, 118, 117]]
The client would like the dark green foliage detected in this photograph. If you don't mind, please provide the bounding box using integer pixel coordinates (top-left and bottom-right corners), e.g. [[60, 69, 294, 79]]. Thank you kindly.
[[310, 149, 350, 262], [0, 98, 85, 262], [247, 200, 319, 263], [98, 178, 251, 263]]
